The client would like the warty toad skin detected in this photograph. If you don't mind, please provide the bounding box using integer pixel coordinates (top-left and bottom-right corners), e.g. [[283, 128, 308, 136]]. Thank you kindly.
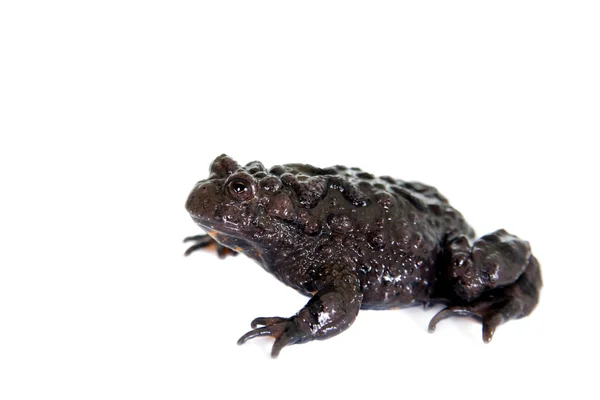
[[184, 154, 542, 357]]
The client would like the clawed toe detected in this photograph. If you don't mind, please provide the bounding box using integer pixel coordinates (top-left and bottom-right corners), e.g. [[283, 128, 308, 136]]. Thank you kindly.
[[482, 313, 504, 343], [183, 235, 214, 256], [428, 306, 480, 333], [183, 234, 238, 258], [428, 304, 508, 343], [237, 317, 305, 358], [237, 326, 281, 345], [250, 317, 288, 328]]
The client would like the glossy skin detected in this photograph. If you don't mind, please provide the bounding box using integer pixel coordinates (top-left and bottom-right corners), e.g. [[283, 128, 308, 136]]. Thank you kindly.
[[185, 154, 542, 357]]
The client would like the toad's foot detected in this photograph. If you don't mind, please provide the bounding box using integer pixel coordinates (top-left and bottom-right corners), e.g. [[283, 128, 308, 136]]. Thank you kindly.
[[237, 317, 309, 358], [428, 302, 507, 343], [237, 264, 362, 358], [183, 234, 238, 259], [428, 256, 542, 343]]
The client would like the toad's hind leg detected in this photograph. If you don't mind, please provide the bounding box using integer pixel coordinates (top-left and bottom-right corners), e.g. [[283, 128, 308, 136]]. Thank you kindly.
[[429, 229, 542, 342]]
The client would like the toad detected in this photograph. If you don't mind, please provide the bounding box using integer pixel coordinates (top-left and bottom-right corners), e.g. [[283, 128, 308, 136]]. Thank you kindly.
[[184, 154, 542, 357]]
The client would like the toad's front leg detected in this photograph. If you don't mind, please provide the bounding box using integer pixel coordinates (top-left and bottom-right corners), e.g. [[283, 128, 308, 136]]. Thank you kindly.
[[237, 265, 363, 358], [183, 234, 238, 259]]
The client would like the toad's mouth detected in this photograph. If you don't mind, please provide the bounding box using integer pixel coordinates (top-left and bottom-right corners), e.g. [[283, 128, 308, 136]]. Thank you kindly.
[[191, 216, 257, 253], [191, 215, 250, 240], [190, 215, 239, 233]]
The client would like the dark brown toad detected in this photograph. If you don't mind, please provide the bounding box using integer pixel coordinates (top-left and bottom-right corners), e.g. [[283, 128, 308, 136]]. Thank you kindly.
[[184, 154, 542, 357]]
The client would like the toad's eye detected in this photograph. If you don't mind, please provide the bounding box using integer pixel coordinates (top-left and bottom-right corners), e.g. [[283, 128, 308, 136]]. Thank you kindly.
[[231, 182, 246, 193], [227, 179, 253, 200]]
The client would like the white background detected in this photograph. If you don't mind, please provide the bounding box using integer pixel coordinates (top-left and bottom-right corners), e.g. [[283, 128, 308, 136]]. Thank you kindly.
[[1, 1, 598, 399]]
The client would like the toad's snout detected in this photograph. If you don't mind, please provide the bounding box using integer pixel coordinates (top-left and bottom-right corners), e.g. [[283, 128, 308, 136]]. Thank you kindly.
[[185, 180, 217, 218]]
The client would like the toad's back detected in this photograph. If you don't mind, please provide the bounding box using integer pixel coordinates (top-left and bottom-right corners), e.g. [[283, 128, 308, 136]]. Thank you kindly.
[[274, 163, 475, 309]]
